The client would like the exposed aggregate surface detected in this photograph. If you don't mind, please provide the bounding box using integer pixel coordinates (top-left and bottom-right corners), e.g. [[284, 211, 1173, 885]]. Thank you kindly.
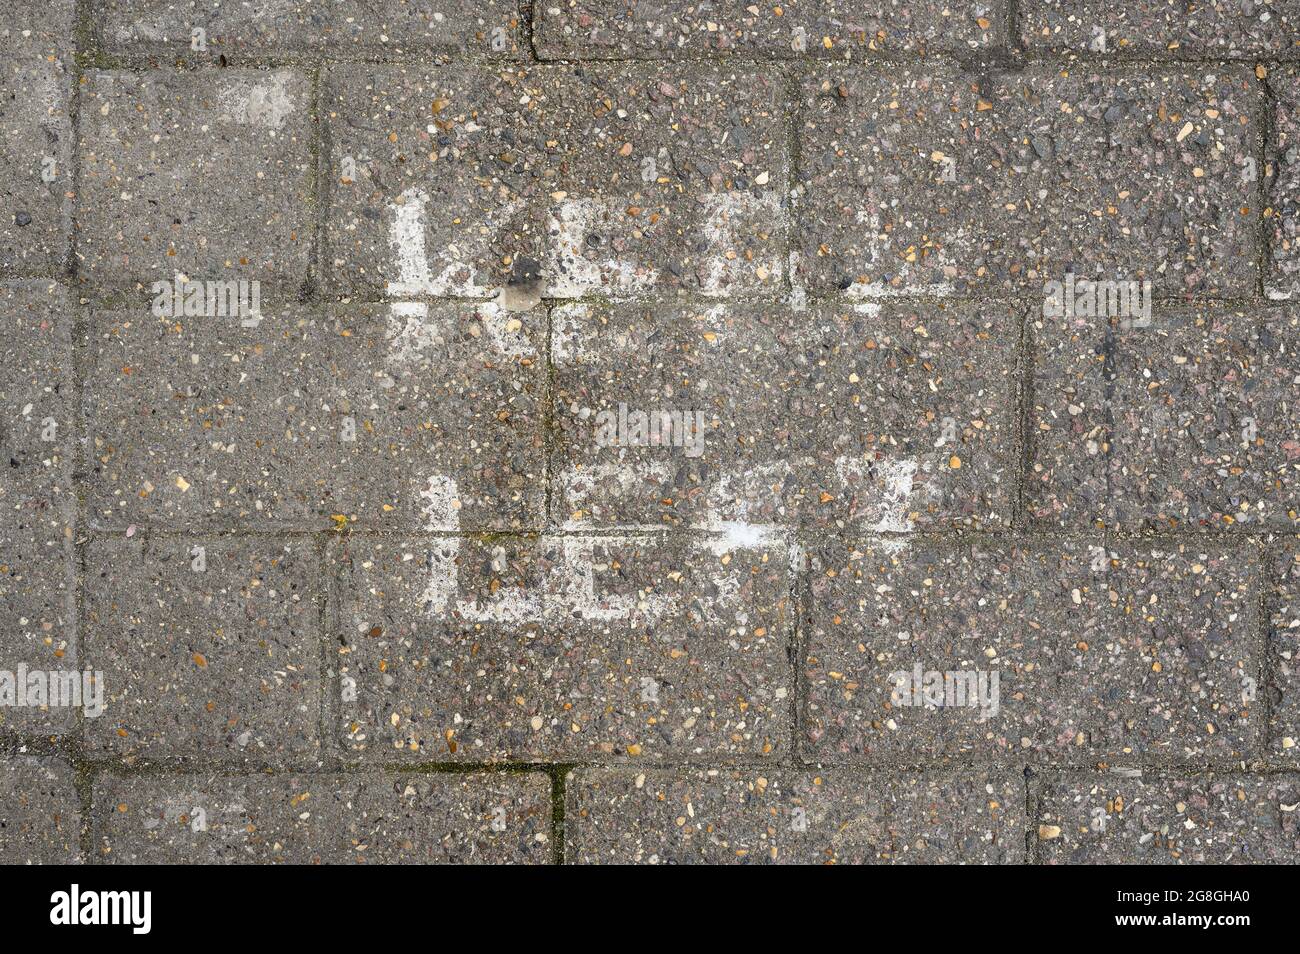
[[2, 0, 1299, 864]]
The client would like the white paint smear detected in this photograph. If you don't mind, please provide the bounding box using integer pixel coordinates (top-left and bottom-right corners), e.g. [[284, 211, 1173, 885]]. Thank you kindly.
[[847, 280, 954, 299], [555, 461, 801, 569], [417, 470, 672, 626], [417, 461, 793, 628], [384, 186, 783, 303], [704, 464, 802, 570]]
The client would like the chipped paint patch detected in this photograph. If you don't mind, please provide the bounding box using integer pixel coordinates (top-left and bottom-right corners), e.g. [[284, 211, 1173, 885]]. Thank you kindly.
[[696, 191, 783, 296], [555, 461, 673, 530], [551, 536, 671, 623], [551, 302, 659, 366], [473, 300, 536, 359], [788, 250, 808, 313], [550, 302, 591, 364], [386, 186, 521, 298], [419, 474, 460, 531], [387, 189, 437, 297], [386, 299, 532, 369], [709, 462, 791, 524], [219, 73, 296, 130], [385, 302, 435, 369], [112, 22, 166, 42], [545, 197, 659, 299], [847, 280, 954, 299], [454, 544, 543, 623], [419, 541, 461, 617], [869, 457, 918, 533], [836, 455, 918, 533]]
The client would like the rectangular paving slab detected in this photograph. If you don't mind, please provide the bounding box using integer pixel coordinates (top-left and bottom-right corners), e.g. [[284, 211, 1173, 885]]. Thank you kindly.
[[567, 766, 1025, 863], [805, 539, 1259, 764], [0, 281, 78, 735], [83, 536, 321, 761], [551, 297, 1017, 532], [536, 0, 1003, 59], [1268, 68, 1300, 300], [1021, 1, 1299, 57], [325, 62, 786, 301], [1029, 303, 1300, 530], [0, 0, 74, 273], [84, 301, 545, 532], [78, 68, 314, 291], [93, 770, 551, 863], [3, 0, 1298, 872], [1267, 546, 1300, 762], [96, 0, 525, 57], [333, 532, 794, 761], [0, 756, 81, 863], [795, 65, 1258, 297], [1037, 772, 1300, 863]]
